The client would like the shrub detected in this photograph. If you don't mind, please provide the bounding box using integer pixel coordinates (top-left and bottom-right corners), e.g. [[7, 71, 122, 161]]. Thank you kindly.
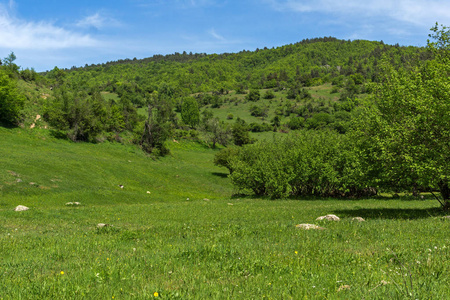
[[263, 90, 276, 99], [286, 117, 305, 130], [0, 71, 25, 126], [229, 131, 365, 198], [246, 89, 260, 102], [213, 147, 240, 173]]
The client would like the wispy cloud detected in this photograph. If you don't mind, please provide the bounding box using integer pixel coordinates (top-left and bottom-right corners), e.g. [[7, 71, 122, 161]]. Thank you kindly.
[[266, 0, 450, 26], [134, 0, 218, 9], [208, 28, 226, 41], [76, 12, 121, 30], [0, 4, 99, 50]]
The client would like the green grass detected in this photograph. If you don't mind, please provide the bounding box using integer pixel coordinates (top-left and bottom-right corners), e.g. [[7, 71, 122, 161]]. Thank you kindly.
[[1, 127, 449, 299], [207, 84, 350, 126]]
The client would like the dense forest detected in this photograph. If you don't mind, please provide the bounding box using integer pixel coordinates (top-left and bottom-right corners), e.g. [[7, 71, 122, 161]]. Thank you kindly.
[[1, 29, 449, 208]]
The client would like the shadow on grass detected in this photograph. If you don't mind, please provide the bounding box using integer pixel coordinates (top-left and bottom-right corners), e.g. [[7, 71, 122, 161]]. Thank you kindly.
[[212, 172, 229, 178], [333, 207, 445, 220], [49, 129, 69, 140], [0, 122, 17, 129]]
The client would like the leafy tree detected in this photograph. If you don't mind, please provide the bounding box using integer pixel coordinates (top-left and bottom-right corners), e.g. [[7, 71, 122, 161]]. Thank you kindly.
[[249, 104, 268, 117], [352, 25, 450, 208], [263, 89, 276, 99], [139, 93, 175, 155], [0, 71, 25, 125], [202, 117, 231, 148], [286, 117, 305, 130], [271, 116, 281, 128], [246, 89, 260, 102], [232, 119, 251, 146], [2, 52, 19, 74], [181, 97, 200, 128]]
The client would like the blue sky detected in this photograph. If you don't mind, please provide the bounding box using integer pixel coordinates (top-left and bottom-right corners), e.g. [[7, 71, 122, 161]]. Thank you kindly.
[[1, 0, 449, 71]]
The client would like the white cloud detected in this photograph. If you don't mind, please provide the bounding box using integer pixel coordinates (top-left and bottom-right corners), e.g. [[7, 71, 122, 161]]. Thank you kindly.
[[267, 0, 450, 26], [208, 28, 226, 41], [76, 12, 121, 30], [0, 6, 99, 50]]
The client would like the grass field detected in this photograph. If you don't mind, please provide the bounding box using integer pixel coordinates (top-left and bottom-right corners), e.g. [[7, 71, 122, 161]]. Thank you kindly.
[[1, 127, 449, 299]]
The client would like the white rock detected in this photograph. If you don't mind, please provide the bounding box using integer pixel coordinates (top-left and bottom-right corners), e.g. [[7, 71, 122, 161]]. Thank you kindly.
[[352, 217, 365, 222], [295, 224, 326, 230], [14, 205, 29, 212], [316, 214, 340, 221], [97, 223, 109, 228]]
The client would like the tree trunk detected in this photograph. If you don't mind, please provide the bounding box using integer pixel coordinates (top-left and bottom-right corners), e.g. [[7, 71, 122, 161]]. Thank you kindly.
[[438, 180, 450, 210]]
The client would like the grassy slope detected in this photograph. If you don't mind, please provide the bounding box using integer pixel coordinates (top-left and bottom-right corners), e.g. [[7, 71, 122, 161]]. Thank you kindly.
[[1, 127, 449, 299]]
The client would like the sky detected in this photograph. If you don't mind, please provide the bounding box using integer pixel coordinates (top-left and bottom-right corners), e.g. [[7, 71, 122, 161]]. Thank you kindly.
[[1, 0, 449, 71]]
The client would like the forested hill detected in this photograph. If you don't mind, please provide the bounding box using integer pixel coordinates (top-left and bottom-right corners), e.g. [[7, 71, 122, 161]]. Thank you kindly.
[[51, 37, 428, 97]]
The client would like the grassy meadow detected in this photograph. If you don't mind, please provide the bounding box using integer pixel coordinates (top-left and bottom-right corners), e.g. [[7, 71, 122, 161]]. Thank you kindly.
[[1, 126, 449, 299]]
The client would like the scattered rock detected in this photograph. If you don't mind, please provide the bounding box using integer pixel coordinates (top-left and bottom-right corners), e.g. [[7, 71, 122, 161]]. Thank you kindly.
[[337, 285, 351, 292], [146, 191, 151, 194], [8, 171, 19, 177], [65, 202, 81, 206], [29, 182, 36, 185], [227, 203, 234, 206], [14, 205, 29, 212], [16, 178, 23, 183], [203, 198, 210, 201], [186, 198, 190, 201], [316, 214, 340, 221], [97, 223, 109, 228], [295, 224, 326, 230], [352, 217, 365, 222]]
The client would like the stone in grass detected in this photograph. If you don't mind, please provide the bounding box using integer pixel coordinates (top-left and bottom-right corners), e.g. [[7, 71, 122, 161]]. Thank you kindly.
[[352, 217, 365, 222], [295, 224, 326, 230], [337, 285, 351, 292], [65, 202, 81, 206], [97, 223, 111, 229], [14, 205, 29, 212], [316, 214, 340, 221]]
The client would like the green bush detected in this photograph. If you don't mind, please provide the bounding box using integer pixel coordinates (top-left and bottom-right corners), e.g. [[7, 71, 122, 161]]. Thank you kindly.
[[0, 71, 25, 126], [263, 90, 276, 99], [213, 147, 240, 173], [229, 131, 365, 198], [246, 89, 260, 102]]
